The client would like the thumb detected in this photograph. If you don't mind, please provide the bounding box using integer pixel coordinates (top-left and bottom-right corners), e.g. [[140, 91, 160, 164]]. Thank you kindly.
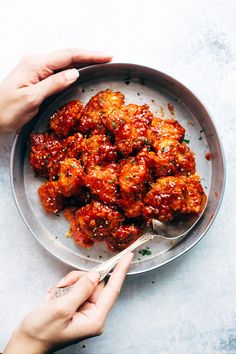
[[58, 271, 100, 312], [34, 68, 79, 104]]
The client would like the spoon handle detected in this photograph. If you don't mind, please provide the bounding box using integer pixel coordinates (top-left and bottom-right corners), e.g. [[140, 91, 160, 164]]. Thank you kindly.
[[55, 233, 155, 298], [92, 233, 155, 281]]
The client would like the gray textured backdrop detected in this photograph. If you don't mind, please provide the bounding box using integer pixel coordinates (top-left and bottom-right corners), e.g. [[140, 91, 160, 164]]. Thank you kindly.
[[0, 0, 235, 353]]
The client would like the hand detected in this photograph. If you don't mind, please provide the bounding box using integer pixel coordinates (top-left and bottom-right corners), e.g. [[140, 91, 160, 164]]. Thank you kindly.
[[0, 48, 112, 133], [4, 253, 133, 354]]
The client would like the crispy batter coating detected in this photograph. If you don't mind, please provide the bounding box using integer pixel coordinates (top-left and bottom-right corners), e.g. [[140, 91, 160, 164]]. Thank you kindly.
[[149, 117, 185, 143], [143, 175, 205, 221], [50, 100, 84, 137], [64, 133, 84, 158], [38, 181, 64, 213], [30, 90, 206, 252], [58, 158, 85, 197], [153, 139, 196, 177], [79, 89, 125, 134], [118, 156, 152, 217], [85, 163, 119, 204], [64, 201, 124, 248], [107, 224, 141, 251], [64, 207, 94, 248], [30, 133, 66, 179], [30, 133, 84, 180], [104, 104, 153, 156], [81, 134, 118, 170]]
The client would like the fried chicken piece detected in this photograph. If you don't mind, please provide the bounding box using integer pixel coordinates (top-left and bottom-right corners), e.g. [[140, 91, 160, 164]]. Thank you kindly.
[[30, 133, 84, 180], [148, 117, 185, 144], [107, 224, 141, 252], [79, 90, 125, 134], [104, 103, 153, 156], [118, 156, 152, 217], [50, 100, 84, 137], [81, 134, 118, 170], [64, 133, 84, 158], [85, 163, 119, 204], [64, 207, 94, 248], [30, 133, 66, 179], [64, 201, 124, 248], [38, 181, 64, 213], [153, 139, 196, 177], [143, 175, 205, 221], [58, 158, 85, 197]]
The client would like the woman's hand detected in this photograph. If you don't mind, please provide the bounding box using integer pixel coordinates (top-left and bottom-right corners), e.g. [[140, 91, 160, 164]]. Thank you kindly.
[[4, 253, 133, 354], [0, 48, 112, 133]]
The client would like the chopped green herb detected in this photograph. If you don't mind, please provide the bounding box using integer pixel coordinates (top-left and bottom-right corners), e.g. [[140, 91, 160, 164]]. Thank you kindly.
[[125, 176, 130, 179], [161, 147, 169, 153], [111, 121, 117, 129], [198, 136, 202, 141], [139, 248, 152, 256], [183, 138, 190, 144]]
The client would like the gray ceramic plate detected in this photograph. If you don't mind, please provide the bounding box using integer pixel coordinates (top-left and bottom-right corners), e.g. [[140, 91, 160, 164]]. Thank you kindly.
[[10, 63, 225, 274]]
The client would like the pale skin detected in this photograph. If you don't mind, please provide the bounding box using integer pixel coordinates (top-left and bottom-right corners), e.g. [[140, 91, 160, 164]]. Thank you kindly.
[[1, 48, 134, 354]]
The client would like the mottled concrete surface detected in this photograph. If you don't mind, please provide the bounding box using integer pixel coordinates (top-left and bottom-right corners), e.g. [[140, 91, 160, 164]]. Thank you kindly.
[[0, 0, 235, 353]]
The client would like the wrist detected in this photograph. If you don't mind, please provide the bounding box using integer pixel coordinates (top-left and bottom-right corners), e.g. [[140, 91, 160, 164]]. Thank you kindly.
[[4, 329, 49, 354]]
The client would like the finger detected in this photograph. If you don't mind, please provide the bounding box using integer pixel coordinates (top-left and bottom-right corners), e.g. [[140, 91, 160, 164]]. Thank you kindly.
[[97, 253, 133, 316], [33, 68, 79, 104], [56, 270, 86, 288], [88, 280, 105, 304], [58, 270, 100, 312], [41, 48, 112, 71]]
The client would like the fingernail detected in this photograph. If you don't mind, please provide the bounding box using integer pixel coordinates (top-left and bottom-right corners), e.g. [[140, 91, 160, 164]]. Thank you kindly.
[[65, 68, 79, 82], [57, 277, 67, 287], [86, 271, 100, 284]]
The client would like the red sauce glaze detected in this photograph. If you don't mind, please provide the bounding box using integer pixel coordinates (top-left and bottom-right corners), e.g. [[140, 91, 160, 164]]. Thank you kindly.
[[30, 90, 206, 252], [58, 158, 85, 197], [38, 181, 64, 213], [205, 152, 212, 161], [50, 100, 84, 137]]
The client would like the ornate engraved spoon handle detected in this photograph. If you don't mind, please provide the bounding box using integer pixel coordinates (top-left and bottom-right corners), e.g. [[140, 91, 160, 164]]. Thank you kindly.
[[55, 233, 155, 298]]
